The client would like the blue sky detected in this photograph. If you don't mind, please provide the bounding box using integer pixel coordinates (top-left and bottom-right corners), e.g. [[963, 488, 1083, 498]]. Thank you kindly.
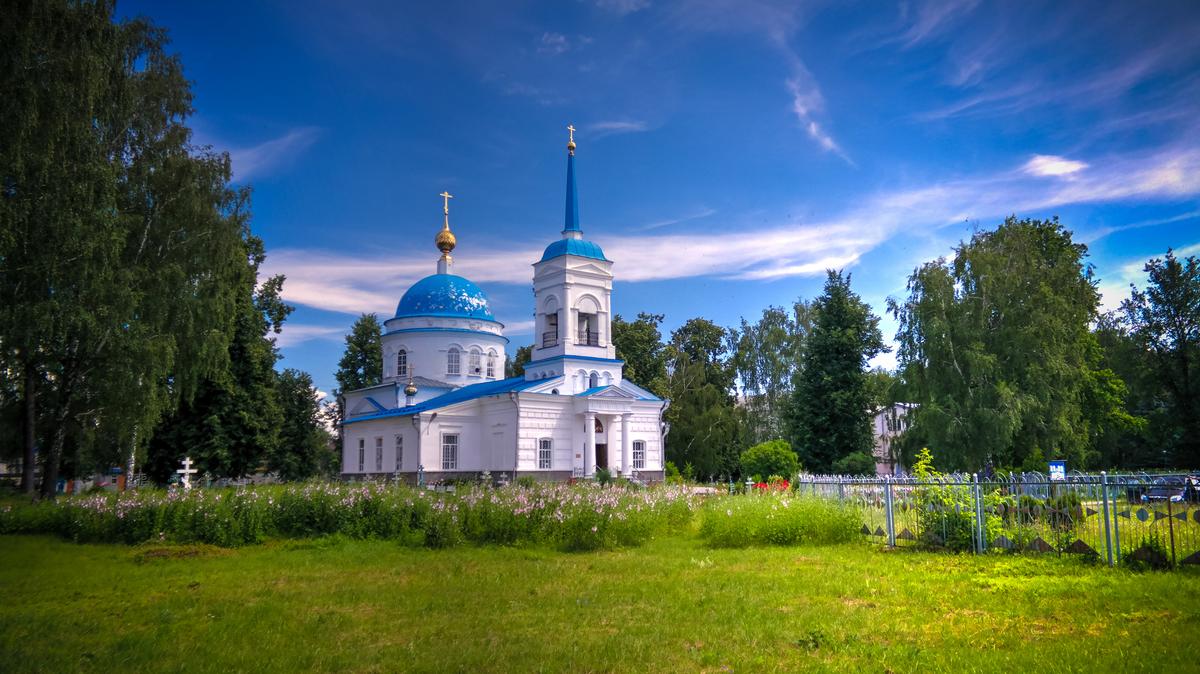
[[118, 0, 1200, 398]]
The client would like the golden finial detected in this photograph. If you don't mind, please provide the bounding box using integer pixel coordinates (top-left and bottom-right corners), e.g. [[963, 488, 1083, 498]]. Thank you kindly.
[[435, 191, 456, 257], [404, 373, 418, 397], [567, 124, 576, 155]]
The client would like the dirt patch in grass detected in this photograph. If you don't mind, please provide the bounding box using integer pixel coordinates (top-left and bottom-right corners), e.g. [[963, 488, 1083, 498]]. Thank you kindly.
[[131, 544, 230, 564]]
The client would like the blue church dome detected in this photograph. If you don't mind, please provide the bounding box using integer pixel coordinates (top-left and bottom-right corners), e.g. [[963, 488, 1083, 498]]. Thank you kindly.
[[540, 238, 607, 262], [395, 274, 496, 321]]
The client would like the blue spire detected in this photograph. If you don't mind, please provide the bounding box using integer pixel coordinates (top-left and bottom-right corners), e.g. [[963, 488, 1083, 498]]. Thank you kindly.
[[563, 147, 580, 234]]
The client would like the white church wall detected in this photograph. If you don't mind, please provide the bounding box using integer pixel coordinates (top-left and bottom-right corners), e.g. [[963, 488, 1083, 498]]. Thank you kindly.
[[381, 323, 507, 387]]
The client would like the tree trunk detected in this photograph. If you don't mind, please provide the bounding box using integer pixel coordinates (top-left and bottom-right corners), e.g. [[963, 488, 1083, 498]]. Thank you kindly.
[[40, 415, 67, 500], [22, 362, 37, 495]]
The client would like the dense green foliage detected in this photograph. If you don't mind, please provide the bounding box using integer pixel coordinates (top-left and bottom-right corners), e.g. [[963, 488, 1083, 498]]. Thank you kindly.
[[740, 440, 800, 482], [0, 2, 331, 491], [1118, 250, 1200, 468], [789, 271, 885, 473], [334, 313, 383, 392], [611, 312, 668, 394], [729, 302, 811, 443], [269, 370, 336, 481], [662, 319, 742, 480], [891, 217, 1130, 471]]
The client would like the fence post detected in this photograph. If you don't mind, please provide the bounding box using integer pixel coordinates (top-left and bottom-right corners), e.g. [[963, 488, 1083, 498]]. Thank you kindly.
[[885, 476, 896, 548], [973, 473, 985, 554], [1101, 471, 1114, 567]]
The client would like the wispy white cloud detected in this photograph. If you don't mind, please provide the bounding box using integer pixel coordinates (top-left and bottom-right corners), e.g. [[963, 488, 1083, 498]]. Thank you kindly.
[[538, 32, 570, 55], [1079, 210, 1200, 244], [503, 319, 536, 334], [273, 323, 346, 348], [1095, 240, 1200, 312], [588, 120, 650, 137], [228, 127, 321, 182], [1022, 154, 1089, 177], [638, 206, 716, 231], [894, 0, 980, 48], [263, 140, 1200, 315]]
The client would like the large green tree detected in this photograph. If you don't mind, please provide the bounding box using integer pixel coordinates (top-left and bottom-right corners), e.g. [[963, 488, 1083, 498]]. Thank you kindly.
[[788, 271, 885, 473], [269, 369, 335, 481], [729, 302, 812, 444], [1, 1, 252, 495], [335, 314, 383, 392], [662, 319, 741, 479], [891, 216, 1128, 471], [611, 312, 667, 395], [145, 238, 292, 483], [1120, 250, 1200, 468]]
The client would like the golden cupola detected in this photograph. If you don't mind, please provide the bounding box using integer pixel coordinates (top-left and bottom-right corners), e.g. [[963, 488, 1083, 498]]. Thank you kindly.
[[435, 190, 457, 261]]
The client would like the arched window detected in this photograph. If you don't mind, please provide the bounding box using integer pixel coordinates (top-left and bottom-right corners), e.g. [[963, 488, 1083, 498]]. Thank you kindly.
[[589, 372, 599, 388], [633, 441, 646, 470], [538, 438, 552, 469], [469, 349, 482, 376], [447, 347, 461, 375], [486, 351, 497, 378], [396, 350, 408, 378]]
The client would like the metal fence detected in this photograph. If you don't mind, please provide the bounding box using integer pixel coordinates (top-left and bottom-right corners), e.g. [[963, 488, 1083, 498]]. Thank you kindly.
[[793, 472, 1200, 570]]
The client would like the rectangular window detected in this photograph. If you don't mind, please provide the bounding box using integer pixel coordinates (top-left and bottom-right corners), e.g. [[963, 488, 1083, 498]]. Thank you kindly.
[[633, 440, 646, 470], [469, 350, 481, 376], [447, 349, 460, 375], [486, 354, 496, 378], [375, 437, 383, 472], [538, 438, 552, 470], [442, 434, 458, 470], [394, 434, 403, 472], [397, 350, 408, 378], [358, 438, 365, 472]]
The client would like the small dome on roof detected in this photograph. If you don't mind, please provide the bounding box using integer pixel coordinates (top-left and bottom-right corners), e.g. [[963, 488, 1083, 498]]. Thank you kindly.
[[395, 274, 496, 321], [540, 238, 607, 262]]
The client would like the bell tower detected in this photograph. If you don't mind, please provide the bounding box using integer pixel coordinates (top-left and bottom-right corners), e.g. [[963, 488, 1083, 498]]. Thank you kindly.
[[527, 127, 622, 389]]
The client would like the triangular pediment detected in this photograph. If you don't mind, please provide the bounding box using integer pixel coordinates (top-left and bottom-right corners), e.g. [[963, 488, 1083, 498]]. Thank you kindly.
[[348, 397, 388, 416], [588, 386, 636, 399]]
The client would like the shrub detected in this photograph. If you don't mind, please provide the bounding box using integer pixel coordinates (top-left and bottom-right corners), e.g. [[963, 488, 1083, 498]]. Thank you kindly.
[[740, 440, 800, 483], [698, 494, 859, 548], [664, 462, 683, 485]]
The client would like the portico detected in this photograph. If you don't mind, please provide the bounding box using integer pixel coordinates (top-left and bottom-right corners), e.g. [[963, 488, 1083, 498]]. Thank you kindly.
[[577, 390, 638, 476]]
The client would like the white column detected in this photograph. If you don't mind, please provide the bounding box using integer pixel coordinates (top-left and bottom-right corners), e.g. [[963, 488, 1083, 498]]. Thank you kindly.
[[621, 412, 632, 476], [584, 411, 596, 477]]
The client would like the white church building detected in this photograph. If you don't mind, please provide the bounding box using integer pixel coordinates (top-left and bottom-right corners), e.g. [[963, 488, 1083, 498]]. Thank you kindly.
[[341, 130, 667, 483]]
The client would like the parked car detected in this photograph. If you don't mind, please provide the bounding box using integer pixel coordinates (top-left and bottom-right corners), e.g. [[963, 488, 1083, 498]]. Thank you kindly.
[[1140, 478, 1186, 503]]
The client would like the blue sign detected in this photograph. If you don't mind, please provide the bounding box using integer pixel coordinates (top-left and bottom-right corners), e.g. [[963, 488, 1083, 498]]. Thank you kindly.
[[1048, 460, 1066, 481]]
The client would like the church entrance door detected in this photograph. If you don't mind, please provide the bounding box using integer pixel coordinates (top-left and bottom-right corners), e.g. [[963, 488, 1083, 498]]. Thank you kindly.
[[596, 444, 608, 470]]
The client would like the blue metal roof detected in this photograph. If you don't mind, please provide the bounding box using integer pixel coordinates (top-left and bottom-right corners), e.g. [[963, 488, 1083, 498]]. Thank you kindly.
[[395, 274, 495, 321], [343, 376, 543, 424], [540, 238, 608, 262]]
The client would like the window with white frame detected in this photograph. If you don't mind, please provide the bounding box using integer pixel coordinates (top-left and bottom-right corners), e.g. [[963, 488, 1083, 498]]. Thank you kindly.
[[394, 434, 403, 471], [469, 349, 482, 376], [633, 440, 646, 470], [447, 347, 461, 375], [397, 350, 408, 378], [442, 433, 459, 470], [357, 438, 365, 472], [486, 352, 496, 378], [538, 438, 552, 470], [375, 437, 383, 472]]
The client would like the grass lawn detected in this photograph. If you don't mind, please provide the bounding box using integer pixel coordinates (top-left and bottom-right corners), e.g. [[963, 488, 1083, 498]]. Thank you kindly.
[[1, 535, 1198, 673]]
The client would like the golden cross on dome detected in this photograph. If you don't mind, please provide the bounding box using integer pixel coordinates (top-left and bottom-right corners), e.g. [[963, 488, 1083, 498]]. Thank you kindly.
[[439, 191, 453, 215], [567, 125, 575, 143]]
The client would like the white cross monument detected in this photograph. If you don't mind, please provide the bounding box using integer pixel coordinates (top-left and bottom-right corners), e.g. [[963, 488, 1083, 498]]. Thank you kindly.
[[177, 456, 198, 490]]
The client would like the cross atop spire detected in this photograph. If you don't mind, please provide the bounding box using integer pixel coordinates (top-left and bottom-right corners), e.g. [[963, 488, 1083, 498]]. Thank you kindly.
[[567, 124, 576, 156], [435, 191, 457, 272]]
